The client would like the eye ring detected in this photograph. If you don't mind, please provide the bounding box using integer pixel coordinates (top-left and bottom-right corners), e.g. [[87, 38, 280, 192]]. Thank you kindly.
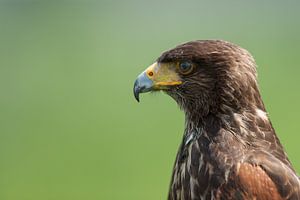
[[178, 61, 194, 75]]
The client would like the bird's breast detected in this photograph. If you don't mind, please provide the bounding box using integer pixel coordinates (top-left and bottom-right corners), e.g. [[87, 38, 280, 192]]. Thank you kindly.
[[168, 130, 237, 200], [169, 138, 213, 200]]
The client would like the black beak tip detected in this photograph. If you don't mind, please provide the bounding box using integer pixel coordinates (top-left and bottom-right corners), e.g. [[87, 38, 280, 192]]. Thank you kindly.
[[134, 91, 140, 102], [133, 81, 140, 102]]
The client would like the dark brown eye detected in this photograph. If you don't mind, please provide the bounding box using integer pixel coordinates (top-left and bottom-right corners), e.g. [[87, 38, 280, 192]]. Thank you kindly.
[[179, 61, 193, 74]]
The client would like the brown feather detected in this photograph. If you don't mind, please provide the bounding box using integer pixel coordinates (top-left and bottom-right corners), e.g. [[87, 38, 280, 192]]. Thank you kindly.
[[237, 163, 283, 200], [139, 40, 300, 199]]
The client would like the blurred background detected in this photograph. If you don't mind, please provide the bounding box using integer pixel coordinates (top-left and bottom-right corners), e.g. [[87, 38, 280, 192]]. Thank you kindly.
[[0, 0, 299, 199]]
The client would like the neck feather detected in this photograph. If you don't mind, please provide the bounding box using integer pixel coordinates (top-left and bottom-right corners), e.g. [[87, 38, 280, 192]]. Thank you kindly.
[[183, 105, 272, 140]]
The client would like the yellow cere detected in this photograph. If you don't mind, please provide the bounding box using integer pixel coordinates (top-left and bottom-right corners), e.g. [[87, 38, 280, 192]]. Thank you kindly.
[[145, 62, 182, 87]]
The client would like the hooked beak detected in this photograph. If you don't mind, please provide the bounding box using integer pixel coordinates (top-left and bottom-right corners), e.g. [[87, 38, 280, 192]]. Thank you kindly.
[[133, 62, 182, 102], [133, 72, 153, 102]]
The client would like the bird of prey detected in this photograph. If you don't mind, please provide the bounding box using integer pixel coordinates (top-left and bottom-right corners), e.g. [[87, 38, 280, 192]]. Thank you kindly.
[[133, 40, 300, 200]]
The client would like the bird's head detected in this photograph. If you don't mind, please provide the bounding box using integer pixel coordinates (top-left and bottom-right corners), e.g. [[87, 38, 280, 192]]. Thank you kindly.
[[134, 40, 264, 120]]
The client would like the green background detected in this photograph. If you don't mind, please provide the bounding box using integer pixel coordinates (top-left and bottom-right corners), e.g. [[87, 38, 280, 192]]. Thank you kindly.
[[0, 0, 299, 199]]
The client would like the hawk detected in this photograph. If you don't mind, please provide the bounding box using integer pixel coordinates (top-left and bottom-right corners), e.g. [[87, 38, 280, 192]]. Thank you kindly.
[[133, 40, 300, 200]]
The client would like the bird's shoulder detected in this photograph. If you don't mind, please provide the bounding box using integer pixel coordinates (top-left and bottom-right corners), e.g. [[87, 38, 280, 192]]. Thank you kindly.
[[216, 151, 300, 200], [196, 126, 300, 200]]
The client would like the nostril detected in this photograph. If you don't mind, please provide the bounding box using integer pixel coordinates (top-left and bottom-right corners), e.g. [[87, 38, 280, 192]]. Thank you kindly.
[[148, 71, 154, 77]]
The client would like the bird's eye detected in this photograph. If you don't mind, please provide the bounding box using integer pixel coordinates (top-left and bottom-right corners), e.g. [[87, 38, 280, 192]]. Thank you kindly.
[[178, 62, 194, 75]]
